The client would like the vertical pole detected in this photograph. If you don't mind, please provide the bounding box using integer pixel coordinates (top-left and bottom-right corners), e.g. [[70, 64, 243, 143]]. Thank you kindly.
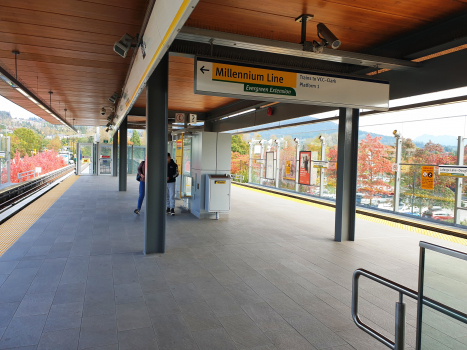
[[119, 117, 127, 191], [275, 140, 280, 188], [248, 142, 253, 183], [415, 247, 426, 350], [454, 136, 463, 225], [7, 137, 11, 184], [334, 108, 359, 242], [395, 295, 406, 350], [112, 130, 118, 176], [320, 138, 325, 197], [295, 139, 300, 192], [145, 52, 168, 254], [393, 136, 402, 212]]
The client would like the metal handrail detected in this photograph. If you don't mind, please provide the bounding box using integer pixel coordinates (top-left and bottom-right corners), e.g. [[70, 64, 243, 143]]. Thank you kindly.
[[352, 268, 467, 350], [18, 169, 36, 182]]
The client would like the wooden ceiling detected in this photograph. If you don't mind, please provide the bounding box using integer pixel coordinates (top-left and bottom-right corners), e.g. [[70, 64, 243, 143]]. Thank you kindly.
[[1, 0, 466, 127]]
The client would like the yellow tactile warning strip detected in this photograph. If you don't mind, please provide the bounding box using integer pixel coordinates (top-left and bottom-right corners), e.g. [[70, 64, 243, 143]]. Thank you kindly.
[[233, 183, 467, 247], [0, 175, 79, 256]]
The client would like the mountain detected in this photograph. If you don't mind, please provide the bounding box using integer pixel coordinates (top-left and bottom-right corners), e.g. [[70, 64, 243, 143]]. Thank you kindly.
[[413, 134, 459, 147]]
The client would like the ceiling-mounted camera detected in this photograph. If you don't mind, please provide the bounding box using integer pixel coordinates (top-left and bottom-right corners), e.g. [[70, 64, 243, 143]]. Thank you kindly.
[[296, 14, 341, 54], [114, 34, 136, 58], [100, 107, 106, 116], [109, 92, 119, 104]]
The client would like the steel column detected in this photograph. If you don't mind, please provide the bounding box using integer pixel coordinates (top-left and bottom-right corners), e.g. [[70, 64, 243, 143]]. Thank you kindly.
[[6, 137, 10, 184], [393, 136, 402, 212], [275, 140, 281, 188], [319, 138, 325, 197], [248, 142, 253, 183], [144, 52, 169, 255], [334, 108, 359, 242], [295, 139, 300, 192], [454, 136, 464, 225], [112, 130, 118, 177], [119, 117, 127, 191]]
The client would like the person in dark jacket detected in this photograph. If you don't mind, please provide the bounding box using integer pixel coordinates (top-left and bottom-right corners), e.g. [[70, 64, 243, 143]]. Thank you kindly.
[[167, 153, 178, 216], [134, 160, 145, 215]]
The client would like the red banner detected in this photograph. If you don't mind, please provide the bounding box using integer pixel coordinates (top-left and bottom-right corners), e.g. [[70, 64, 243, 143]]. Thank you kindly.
[[299, 151, 311, 185]]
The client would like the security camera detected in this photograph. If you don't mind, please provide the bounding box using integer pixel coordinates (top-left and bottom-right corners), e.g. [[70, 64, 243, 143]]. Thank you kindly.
[[100, 107, 106, 116], [114, 34, 134, 58], [319, 135, 325, 143], [317, 23, 341, 49], [109, 92, 119, 104], [393, 130, 401, 138], [105, 128, 109, 132]]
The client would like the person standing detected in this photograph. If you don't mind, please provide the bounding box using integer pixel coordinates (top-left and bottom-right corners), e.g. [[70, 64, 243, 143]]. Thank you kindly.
[[134, 160, 145, 215], [167, 153, 178, 216]]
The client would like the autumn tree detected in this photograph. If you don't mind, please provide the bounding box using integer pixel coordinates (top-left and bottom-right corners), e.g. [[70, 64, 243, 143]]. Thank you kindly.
[[231, 135, 249, 155], [8, 128, 43, 157], [357, 134, 393, 205], [48, 136, 61, 152]]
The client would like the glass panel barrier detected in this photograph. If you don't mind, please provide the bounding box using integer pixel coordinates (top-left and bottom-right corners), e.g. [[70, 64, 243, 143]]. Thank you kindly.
[[419, 244, 467, 349]]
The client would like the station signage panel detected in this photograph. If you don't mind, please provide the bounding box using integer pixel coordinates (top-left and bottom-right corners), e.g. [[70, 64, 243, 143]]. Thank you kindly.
[[313, 161, 329, 168], [421, 166, 434, 190], [195, 58, 389, 110], [299, 151, 311, 185], [439, 165, 467, 178]]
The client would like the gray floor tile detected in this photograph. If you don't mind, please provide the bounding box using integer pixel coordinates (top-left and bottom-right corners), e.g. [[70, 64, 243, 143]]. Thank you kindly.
[[14, 293, 54, 317], [43, 302, 83, 332], [219, 314, 271, 348], [224, 282, 264, 306], [179, 302, 222, 332], [37, 328, 80, 350], [118, 327, 158, 350], [170, 283, 205, 305], [152, 313, 197, 350], [264, 328, 317, 350], [144, 291, 180, 317], [192, 327, 238, 350], [205, 292, 245, 318], [0, 314, 47, 349], [243, 275, 282, 295], [262, 293, 309, 318], [115, 302, 151, 331], [114, 283, 144, 305], [78, 314, 117, 350], [242, 302, 291, 332], [0, 303, 19, 328], [53, 283, 86, 305]]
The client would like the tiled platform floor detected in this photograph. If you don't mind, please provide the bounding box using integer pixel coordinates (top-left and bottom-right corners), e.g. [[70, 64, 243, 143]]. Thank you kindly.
[[0, 175, 466, 350]]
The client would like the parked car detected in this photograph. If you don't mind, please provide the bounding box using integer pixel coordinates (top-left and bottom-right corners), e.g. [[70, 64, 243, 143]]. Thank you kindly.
[[422, 210, 454, 221]]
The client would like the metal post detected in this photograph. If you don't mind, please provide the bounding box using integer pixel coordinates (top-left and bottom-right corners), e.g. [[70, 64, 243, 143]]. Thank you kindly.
[[454, 136, 463, 225], [320, 137, 325, 197], [144, 52, 168, 254], [6, 136, 10, 185], [275, 139, 280, 188], [112, 130, 118, 177], [248, 142, 253, 183], [260, 140, 265, 185], [119, 117, 127, 191], [395, 294, 406, 350], [393, 135, 402, 212], [295, 139, 300, 192], [131, 145, 134, 174], [335, 108, 359, 242]]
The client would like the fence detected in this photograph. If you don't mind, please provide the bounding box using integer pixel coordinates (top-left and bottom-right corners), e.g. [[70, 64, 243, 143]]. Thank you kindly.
[[240, 132, 467, 230]]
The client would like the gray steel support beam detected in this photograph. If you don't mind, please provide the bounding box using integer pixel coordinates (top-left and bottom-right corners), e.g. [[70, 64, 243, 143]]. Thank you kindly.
[[144, 52, 169, 255], [119, 117, 127, 191], [454, 136, 464, 225], [335, 108, 359, 242], [112, 130, 118, 177]]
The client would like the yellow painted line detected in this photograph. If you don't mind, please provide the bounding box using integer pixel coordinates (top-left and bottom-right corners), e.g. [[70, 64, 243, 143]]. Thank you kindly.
[[0, 175, 79, 256], [233, 183, 467, 246]]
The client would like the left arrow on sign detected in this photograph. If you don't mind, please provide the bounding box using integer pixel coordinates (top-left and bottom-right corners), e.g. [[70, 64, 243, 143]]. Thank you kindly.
[[200, 66, 210, 74]]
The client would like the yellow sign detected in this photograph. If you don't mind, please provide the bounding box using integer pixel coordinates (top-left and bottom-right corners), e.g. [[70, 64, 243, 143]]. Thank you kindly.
[[212, 63, 297, 88], [215, 181, 226, 184], [421, 166, 434, 190], [286, 161, 291, 175]]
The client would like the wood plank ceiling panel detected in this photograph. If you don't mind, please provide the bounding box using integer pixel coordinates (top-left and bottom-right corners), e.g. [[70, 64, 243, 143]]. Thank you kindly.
[[0, 0, 148, 126], [187, 0, 467, 52]]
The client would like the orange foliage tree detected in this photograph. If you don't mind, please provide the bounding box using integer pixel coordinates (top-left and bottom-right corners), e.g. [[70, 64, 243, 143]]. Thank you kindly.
[[9, 151, 67, 183]]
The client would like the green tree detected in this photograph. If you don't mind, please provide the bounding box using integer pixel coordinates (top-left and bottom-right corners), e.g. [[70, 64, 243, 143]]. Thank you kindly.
[[231, 135, 249, 155], [8, 128, 43, 157], [48, 136, 62, 152], [130, 130, 141, 146]]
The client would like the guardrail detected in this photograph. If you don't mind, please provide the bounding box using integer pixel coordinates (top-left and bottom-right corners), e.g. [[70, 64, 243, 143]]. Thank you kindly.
[[0, 165, 75, 207], [18, 169, 37, 182], [231, 174, 244, 181], [352, 242, 467, 350]]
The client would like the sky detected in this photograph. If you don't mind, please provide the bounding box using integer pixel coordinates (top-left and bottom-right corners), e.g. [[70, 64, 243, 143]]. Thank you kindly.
[[1, 85, 467, 141]]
